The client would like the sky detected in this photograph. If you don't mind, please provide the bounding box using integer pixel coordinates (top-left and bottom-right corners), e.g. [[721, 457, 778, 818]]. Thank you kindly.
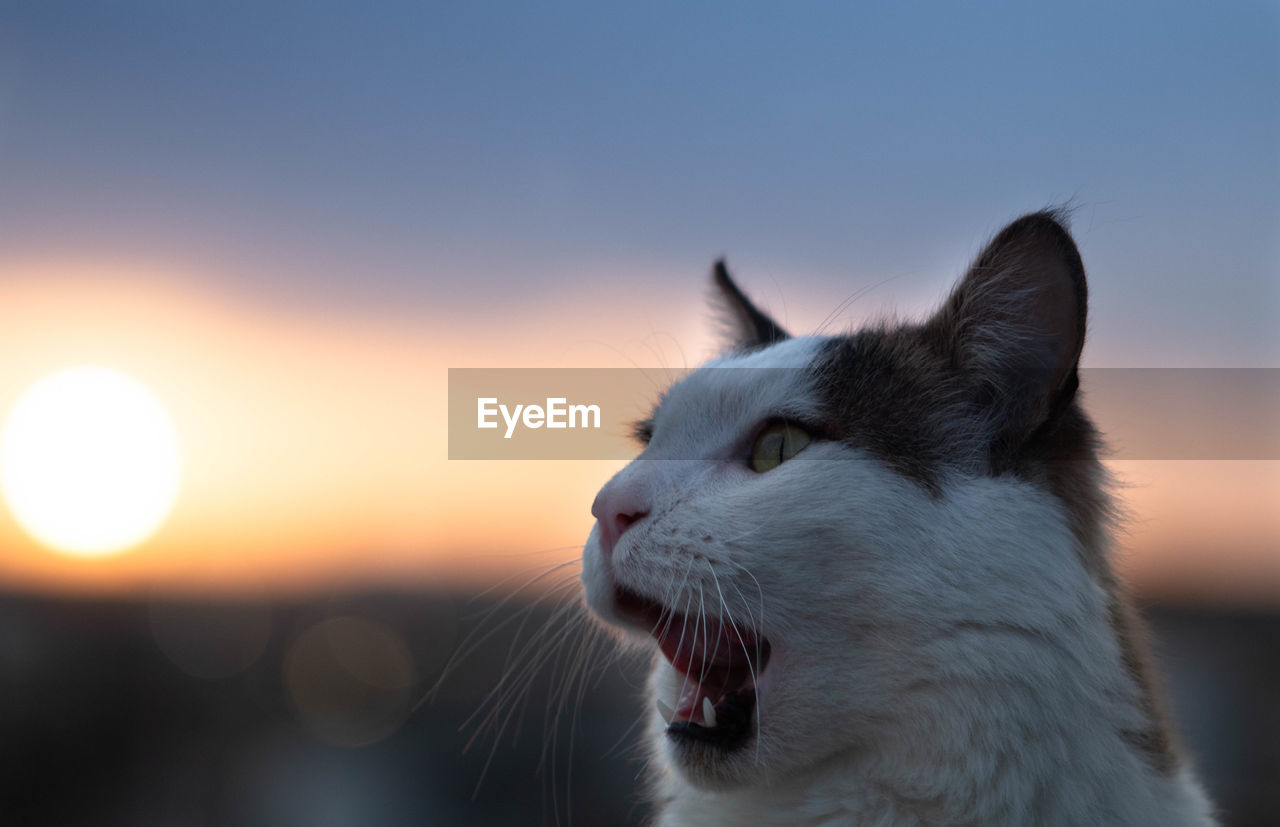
[[0, 1, 1276, 599]]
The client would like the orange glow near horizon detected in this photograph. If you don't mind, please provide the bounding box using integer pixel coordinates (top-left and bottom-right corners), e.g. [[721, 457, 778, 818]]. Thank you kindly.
[[0, 258, 1275, 606], [0, 258, 637, 596]]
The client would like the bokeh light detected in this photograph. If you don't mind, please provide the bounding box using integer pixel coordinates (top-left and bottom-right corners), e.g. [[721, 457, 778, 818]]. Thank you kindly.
[[284, 616, 415, 748], [149, 586, 273, 680]]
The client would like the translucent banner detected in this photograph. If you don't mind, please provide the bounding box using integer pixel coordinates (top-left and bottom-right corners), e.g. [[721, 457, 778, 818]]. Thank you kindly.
[[448, 368, 1280, 461]]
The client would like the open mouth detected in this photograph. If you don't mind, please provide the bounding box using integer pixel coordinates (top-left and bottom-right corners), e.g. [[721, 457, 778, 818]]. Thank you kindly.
[[614, 584, 771, 750]]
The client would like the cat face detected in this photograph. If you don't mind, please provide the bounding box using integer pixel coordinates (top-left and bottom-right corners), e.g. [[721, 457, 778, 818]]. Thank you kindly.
[[581, 212, 1101, 789]]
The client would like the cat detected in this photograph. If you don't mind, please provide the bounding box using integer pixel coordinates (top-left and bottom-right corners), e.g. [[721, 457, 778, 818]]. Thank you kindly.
[[579, 212, 1217, 825]]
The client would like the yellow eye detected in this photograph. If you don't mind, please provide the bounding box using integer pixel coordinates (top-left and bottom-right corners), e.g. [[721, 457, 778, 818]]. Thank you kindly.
[[749, 422, 811, 473]]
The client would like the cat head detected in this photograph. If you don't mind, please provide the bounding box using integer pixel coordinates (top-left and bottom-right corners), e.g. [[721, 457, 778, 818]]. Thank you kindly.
[[581, 212, 1105, 789]]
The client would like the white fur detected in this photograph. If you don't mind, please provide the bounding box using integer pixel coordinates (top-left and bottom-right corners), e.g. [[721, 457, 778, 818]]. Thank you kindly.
[[580, 335, 1217, 826]]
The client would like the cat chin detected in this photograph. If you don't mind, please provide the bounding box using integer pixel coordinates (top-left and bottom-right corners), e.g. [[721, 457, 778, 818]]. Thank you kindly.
[[665, 733, 765, 791], [650, 657, 770, 789]]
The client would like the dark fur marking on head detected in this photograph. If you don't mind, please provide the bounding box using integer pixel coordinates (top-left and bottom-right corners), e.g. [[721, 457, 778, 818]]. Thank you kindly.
[[807, 210, 1181, 776], [811, 328, 975, 494]]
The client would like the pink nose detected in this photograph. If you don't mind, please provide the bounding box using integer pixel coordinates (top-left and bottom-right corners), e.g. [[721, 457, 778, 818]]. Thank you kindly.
[[591, 478, 651, 559]]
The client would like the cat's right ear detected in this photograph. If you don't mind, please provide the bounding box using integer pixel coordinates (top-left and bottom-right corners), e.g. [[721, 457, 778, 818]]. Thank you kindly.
[[925, 210, 1088, 464], [712, 259, 790, 350]]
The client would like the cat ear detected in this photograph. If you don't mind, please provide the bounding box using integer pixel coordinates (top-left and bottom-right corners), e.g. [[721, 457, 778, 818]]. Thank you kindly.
[[712, 259, 790, 350], [927, 210, 1087, 459]]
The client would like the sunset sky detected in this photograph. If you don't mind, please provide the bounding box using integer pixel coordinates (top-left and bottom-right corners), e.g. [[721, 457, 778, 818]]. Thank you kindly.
[[0, 2, 1276, 601]]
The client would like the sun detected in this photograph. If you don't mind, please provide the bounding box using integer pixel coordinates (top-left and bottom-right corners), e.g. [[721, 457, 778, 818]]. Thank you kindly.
[[1, 366, 182, 558]]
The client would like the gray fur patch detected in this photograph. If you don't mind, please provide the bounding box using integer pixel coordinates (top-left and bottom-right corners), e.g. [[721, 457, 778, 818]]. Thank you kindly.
[[806, 211, 1181, 776]]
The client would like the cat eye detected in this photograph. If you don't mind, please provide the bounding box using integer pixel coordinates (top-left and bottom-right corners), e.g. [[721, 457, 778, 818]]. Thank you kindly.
[[749, 421, 811, 473]]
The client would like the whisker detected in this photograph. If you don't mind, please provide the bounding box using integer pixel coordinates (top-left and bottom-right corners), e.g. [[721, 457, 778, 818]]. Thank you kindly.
[[427, 570, 578, 711], [696, 581, 710, 693], [650, 557, 695, 642], [466, 555, 582, 605], [712, 564, 765, 765], [466, 587, 586, 798], [812, 274, 901, 337], [670, 587, 696, 724], [720, 557, 766, 638], [464, 593, 584, 737]]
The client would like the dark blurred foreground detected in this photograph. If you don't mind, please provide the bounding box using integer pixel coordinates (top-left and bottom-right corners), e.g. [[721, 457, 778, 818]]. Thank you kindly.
[[0, 588, 1275, 826]]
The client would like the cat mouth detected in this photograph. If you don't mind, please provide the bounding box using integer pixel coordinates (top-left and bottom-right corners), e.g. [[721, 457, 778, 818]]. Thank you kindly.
[[613, 585, 771, 750]]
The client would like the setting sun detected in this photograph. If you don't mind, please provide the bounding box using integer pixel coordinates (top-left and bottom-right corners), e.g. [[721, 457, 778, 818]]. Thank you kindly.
[[1, 366, 181, 557]]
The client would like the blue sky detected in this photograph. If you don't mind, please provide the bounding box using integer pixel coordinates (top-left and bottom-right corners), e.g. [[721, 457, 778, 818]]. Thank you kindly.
[[0, 0, 1276, 364]]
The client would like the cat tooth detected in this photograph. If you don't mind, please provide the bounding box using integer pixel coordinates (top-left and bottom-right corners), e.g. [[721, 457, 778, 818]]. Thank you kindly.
[[702, 696, 717, 729], [656, 698, 676, 725]]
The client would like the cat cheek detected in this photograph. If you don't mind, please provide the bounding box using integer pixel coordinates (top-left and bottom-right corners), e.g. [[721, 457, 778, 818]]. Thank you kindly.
[[580, 524, 620, 620]]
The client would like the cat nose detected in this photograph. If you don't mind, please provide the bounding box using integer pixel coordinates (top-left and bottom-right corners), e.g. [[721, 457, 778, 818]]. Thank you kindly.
[[591, 479, 651, 558]]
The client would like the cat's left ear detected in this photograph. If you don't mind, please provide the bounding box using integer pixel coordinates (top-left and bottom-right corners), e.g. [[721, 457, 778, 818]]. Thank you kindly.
[[712, 259, 790, 350], [926, 210, 1087, 459]]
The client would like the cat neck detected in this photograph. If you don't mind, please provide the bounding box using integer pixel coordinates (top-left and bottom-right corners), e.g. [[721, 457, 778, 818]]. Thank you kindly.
[[653, 495, 1216, 827], [658, 728, 1214, 826], [655, 602, 1215, 826]]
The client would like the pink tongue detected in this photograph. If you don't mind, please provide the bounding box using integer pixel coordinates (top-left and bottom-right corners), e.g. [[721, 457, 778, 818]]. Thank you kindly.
[[654, 614, 756, 724]]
